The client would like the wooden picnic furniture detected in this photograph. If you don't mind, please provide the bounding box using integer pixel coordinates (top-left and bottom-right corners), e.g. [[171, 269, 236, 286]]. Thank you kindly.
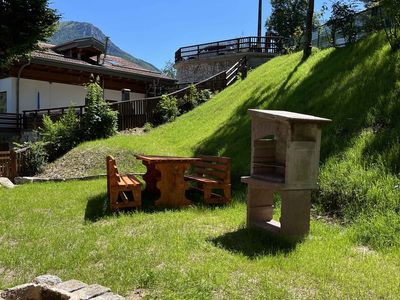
[[185, 155, 231, 204], [135, 154, 200, 208], [106, 155, 142, 211]]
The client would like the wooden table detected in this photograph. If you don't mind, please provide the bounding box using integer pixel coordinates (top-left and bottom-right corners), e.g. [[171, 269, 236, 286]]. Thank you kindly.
[[135, 155, 200, 208]]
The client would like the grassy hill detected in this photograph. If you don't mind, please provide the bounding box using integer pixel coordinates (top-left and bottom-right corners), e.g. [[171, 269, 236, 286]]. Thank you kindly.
[[43, 33, 400, 248]]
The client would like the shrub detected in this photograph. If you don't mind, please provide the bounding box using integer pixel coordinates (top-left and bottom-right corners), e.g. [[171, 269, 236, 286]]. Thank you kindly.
[[156, 94, 180, 123], [179, 84, 199, 113], [37, 108, 80, 160], [81, 77, 118, 140], [198, 89, 213, 103], [143, 122, 153, 133], [14, 141, 48, 176]]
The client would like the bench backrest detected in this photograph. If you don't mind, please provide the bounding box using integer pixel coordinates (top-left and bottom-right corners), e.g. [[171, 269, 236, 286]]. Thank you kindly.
[[106, 156, 122, 194], [193, 155, 231, 184]]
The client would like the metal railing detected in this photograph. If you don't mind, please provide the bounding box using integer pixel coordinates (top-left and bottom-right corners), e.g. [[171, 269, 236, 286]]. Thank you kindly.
[[175, 36, 286, 62]]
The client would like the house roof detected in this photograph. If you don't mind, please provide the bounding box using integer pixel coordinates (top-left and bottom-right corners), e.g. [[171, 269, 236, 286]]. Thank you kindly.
[[27, 41, 174, 83]]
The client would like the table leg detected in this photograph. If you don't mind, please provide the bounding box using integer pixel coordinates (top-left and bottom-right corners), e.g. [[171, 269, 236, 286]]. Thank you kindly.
[[155, 162, 192, 207], [142, 161, 160, 194]]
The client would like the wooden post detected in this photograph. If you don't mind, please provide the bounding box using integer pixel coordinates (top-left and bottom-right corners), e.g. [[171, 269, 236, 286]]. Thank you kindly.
[[10, 150, 17, 181]]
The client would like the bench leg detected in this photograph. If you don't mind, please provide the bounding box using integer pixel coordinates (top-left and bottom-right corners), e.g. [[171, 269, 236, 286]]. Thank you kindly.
[[133, 187, 142, 209], [203, 186, 212, 204], [222, 186, 231, 204], [109, 190, 119, 211]]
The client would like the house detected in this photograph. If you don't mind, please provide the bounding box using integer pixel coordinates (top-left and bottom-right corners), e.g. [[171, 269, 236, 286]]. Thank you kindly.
[[0, 37, 175, 114]]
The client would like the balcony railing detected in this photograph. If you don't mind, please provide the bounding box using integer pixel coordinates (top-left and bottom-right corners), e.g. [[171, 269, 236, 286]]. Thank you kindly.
[[175, 36, 286, 62], [0, 113, 23, 132]]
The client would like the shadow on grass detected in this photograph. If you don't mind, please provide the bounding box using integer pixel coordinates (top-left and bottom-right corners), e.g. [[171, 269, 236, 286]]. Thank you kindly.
[[84, 189, 243, 222], [210, 227, 299, 258], [84, 193, 112, 222]]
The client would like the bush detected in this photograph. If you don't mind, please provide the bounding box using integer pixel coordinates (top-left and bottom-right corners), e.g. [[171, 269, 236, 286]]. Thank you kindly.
[[81, 77, 118, 140], [156, 94, 180, 123], [37, 108, 80, 160], [199, 89, 213, 103], [14, 141, 48, 176], [143, 122, 153, 133], [179, 84, 199, 113]]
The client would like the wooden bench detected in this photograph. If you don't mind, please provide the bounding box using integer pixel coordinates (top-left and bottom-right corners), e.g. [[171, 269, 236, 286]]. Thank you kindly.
[[106, 155, 142, 211], [184, 155, 231, 204]]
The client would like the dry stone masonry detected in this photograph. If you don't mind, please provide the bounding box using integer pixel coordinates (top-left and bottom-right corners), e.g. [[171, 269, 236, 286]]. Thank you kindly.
[[1, 275, 124, 300]]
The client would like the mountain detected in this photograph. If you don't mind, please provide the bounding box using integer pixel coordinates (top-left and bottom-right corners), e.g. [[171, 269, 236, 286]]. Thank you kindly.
[[48, 21, 160, 72]]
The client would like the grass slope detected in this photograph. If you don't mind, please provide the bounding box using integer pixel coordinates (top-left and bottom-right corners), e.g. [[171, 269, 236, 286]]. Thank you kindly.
[[45, 33, 400, 248]]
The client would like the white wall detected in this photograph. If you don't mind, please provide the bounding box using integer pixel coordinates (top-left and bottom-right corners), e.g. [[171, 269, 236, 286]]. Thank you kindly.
[[3, 78, 146, 113], [0, 77, 16, 113]]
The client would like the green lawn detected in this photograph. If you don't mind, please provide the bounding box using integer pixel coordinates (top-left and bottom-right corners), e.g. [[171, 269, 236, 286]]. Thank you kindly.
[[1, 180, 400, 298]]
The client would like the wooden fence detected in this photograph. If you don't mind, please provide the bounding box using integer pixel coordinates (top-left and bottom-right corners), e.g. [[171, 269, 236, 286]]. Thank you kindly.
[[20, 57, 247, 132], [109, 98, 159, 130], [0, 148, 29, 181]]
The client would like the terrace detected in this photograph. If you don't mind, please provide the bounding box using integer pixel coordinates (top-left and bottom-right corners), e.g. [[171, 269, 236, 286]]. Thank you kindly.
[[175, 36, 285, 62]]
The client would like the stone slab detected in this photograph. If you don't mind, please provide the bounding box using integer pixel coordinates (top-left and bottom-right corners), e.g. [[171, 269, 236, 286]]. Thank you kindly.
[[34, 274, 62, 286], [56, 280, 88, 293], [91, 292, 125, 300], [72, 284, 111, 300], [0, 177, 14, 189], [1, 284, 41, 300]]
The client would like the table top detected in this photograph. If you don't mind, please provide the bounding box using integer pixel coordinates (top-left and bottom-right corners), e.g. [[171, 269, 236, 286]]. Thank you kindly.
[[135, 154, 201, 163]]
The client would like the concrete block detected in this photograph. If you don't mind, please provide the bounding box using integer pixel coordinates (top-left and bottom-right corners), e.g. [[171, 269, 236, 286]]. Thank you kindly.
[[280, 190, 312, 236], [72, 284, 111, 300], [56, 280, 87, 293]]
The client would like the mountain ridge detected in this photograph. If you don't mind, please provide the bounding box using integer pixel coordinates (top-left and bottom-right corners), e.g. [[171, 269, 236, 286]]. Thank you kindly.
[[48, 21, 159, 72]]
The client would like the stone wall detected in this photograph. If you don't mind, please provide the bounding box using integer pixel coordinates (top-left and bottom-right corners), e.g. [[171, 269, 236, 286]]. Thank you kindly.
[[175, 53, 275, 84]]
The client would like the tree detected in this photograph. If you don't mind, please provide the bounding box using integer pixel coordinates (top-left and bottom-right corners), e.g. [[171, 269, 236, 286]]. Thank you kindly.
[[0, 0, 59, 67], [82, 76, 118, 140], [380, 0, 400, 51], [303, 0, 315, 59], [327, 1, 358, 46], [161, 60, 177, 79], [266, 0, 309, 49]]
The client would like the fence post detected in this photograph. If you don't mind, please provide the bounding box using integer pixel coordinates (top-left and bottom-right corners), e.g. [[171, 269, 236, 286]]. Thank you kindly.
[[10, 150, 17, 181]]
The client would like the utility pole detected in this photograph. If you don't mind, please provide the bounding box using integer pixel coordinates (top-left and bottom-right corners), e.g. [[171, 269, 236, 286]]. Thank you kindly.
[[257, 0, 263, 46]]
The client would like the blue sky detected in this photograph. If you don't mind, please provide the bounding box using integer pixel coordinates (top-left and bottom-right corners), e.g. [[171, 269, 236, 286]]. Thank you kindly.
[[50, 0, 328, 69]]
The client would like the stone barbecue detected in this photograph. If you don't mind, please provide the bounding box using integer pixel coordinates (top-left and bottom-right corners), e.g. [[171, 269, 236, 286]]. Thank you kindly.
[[241, 109, 331, 237]]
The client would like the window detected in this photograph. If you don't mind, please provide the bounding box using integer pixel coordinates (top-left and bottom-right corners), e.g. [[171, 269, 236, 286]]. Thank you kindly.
[[0, 92, 6, 113]]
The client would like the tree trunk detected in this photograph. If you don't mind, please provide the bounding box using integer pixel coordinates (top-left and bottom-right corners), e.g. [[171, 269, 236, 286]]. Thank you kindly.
[[303, 0, 315, 59]]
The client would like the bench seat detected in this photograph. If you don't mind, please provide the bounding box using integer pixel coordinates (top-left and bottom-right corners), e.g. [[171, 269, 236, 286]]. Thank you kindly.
[[185, 155, 231, 204]]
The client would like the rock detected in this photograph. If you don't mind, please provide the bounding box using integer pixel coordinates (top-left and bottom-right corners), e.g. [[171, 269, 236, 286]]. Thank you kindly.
[[126, 289, 148, 300], [1, 284, 41, 300], [34, 274, 62, 286], [14, 177, 34, 184], [0, 178, 14, 189]]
